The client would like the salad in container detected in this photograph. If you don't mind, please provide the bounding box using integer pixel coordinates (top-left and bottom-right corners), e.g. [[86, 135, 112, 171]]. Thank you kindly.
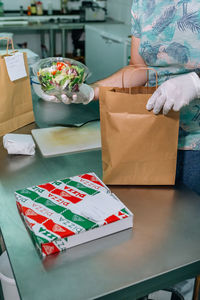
[[32, 57, 93, 104]]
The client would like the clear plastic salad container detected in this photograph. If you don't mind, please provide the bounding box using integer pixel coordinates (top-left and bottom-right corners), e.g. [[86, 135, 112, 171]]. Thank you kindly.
[[32, 57, 90, 98]]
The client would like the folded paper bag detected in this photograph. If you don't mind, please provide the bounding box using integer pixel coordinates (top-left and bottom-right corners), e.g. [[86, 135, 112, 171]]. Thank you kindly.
[[3, 134, 35, 155]]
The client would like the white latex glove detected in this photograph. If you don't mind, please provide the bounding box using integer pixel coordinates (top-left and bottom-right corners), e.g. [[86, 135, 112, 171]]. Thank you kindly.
[[31, 77, 94, 105], [69, 84, 94, 105], [31, 76, 70, 103], [146, 72, 200, 115]]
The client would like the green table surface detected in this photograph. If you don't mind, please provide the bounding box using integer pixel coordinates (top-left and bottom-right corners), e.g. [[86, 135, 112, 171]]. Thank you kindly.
[[0, 124, 200, 300]]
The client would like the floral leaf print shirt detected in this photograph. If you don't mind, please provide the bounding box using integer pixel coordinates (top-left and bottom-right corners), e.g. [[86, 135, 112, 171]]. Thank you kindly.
[[131, 0, 200, 150]]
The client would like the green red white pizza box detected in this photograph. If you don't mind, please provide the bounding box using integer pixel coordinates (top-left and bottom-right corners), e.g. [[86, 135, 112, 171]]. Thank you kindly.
[[15, 173, 133, 257]]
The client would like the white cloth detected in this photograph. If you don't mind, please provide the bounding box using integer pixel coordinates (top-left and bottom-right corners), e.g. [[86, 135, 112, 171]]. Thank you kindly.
[[3, 134, 35, 155], [146, 72, 200, 115], [67, 193, 124, 223]]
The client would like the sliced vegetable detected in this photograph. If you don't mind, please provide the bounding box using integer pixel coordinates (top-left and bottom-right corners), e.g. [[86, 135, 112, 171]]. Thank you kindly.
[[56, 62, 66, 71], [51, 70, 57, 76], [37, 59, 88, 95]]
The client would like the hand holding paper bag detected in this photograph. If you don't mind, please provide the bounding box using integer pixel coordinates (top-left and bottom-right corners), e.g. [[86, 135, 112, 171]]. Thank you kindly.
[[99, 67, 180, 185], [146, 72, 200, 115]]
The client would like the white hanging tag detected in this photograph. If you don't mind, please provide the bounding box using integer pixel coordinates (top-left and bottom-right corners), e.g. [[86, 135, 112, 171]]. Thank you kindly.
[[4, 52, 27, 81]]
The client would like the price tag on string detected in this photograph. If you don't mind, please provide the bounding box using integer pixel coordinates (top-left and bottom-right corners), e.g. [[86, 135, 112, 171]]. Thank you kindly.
[[4, 52, 27, 81]]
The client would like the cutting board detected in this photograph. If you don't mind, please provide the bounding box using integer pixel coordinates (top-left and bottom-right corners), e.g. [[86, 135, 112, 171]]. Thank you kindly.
[[31, 121, 101, 157]]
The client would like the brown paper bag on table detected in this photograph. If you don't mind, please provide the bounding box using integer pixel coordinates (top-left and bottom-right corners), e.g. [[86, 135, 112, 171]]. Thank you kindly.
[[0, 37, 34, 136], [99, 67, 180, 185]]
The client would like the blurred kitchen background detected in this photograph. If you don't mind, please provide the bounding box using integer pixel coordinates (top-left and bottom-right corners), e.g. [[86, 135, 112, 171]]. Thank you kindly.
[[0, 0, 133, 83]]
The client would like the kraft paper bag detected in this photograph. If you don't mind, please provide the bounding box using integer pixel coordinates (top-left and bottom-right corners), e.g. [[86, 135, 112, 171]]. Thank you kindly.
[[99, 83, 180, 185], [0, 37, 34, 136]]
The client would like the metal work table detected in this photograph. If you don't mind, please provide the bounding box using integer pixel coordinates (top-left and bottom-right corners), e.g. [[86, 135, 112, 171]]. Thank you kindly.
[[0, 22, 84, 57], [0, 19, 119, 57], [0, 123, 200, 300]]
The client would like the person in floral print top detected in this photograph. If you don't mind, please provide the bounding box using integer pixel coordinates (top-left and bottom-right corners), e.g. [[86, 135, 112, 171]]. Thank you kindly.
[[94, 0, 200, 198], [92, 1, 200, 299]]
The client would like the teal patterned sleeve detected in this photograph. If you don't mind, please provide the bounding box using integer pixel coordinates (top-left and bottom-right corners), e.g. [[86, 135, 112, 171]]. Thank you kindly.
[[131, 0, 141, 38]]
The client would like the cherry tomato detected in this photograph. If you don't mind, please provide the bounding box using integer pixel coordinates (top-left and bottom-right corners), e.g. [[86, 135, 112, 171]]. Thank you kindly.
[[51, 70, 57, 76], [56, 62, 65, 70]]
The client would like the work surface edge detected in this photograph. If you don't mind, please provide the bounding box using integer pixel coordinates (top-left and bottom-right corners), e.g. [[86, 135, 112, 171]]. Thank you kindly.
[[0, 123, 200, 300]]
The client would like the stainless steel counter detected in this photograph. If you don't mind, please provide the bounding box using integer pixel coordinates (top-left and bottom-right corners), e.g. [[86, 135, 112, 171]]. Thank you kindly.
[[0, 22, 84, 57], [0, 124, 200, 300], [0, 18, 119, 57]]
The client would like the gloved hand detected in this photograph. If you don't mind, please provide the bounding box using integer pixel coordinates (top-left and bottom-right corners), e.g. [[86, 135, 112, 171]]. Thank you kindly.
[[31, 76, 69, 103], [31, 76, 94, 105], [146, 72, 200, 115]]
